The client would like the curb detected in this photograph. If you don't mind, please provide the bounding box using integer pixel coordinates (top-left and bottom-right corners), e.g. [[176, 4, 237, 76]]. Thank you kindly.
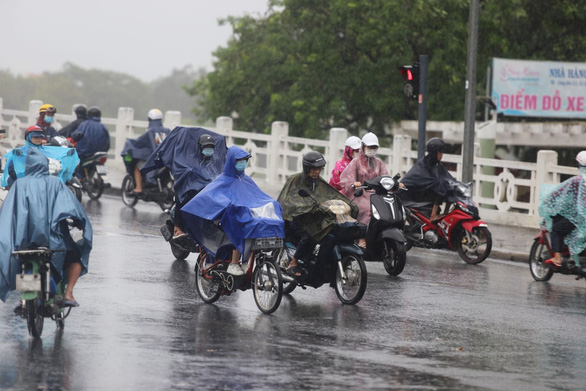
[[490, 248, 529, 263]]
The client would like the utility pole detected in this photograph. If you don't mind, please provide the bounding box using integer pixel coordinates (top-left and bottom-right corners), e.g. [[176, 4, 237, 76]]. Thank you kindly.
[[462, 0, 480, 183]]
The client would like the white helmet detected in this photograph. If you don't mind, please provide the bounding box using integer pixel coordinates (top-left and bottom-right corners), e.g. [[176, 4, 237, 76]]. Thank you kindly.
[[577, 151, 586, 167], [361, 132, 379, 147], [345, 136, 362, 150], [148, 108, 163, 120]]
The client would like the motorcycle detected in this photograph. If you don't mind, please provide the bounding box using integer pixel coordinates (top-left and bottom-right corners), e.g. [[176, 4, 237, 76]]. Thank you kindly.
[[13, 248, 73, 337], [194, 238, 285, 314], [121, 162, 174, 212], [77, 152, 111, 200], [529, 220, 586, 282], [276, 189, 368, 305], [402, 181, 492, 264], [358, 174, 408, 276]]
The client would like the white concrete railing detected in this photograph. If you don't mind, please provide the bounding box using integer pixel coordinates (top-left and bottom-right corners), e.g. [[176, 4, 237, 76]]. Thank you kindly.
[[0, 98, 579, 228]]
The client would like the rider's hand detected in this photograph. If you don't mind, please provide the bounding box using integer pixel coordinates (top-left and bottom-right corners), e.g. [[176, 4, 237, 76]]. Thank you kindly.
[[354, 181, 361, 188], [399, 182, 405, 188]]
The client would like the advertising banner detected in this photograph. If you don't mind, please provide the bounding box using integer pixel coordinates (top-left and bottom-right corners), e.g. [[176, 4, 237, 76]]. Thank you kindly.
[[491, 58, 586, 118]]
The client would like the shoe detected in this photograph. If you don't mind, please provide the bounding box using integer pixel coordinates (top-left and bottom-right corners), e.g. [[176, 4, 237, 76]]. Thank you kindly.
[[172, 233, 187, 241], [544, 258, 562, 267], [240, 262, 249, 273], [64, 299, 80, 307], [227, 263, 245, 276], [286, 265, 302, 277]]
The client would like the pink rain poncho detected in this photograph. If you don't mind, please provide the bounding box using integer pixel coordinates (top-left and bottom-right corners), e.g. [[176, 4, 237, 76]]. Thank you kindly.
[[329, 146, 354, 191], [339, 150, 389, 225]]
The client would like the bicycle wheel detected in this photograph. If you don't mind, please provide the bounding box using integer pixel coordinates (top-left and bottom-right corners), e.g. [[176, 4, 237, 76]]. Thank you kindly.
[[121, 175, 139, 207], [26, 295, 44, 338], [253, 259, 283, 314], [195, 255, 222, 304], [335, 254, 367, 305]]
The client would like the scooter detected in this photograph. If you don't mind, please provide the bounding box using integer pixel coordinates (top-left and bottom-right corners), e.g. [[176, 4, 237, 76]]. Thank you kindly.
[[78, 152, 111, 200], [402, 181, 492, 264], [359, 174, 408, 276], [121, 164, 174, 212], [529, 220, 586, 282]]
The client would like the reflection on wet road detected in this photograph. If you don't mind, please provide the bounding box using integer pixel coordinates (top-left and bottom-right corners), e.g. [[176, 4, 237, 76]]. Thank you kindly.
[[1, 195, 586, 390]]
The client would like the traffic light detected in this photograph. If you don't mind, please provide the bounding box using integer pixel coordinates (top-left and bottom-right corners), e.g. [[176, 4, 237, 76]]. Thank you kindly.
[[398, 63, 419, 100]]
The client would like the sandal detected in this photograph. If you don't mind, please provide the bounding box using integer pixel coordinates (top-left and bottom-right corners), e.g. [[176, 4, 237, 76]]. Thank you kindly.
[[286, 265, 302, 277], [544, 258, 562, 267]]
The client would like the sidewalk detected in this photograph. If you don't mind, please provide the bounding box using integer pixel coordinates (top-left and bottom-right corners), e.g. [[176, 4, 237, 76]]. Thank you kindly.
[[103, 166, 537, 264]]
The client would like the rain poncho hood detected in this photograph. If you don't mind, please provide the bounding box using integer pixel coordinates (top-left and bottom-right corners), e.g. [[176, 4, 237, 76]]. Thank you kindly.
[[71, 117, 110, 160], [181, 146, 284, 260], [339, 150, 389, 225], [400, 154, 456, 201], [278, 172, 358, 242], [1, 142, 80, 188], [539, 174, 586, 256], [141, 126, 227, 203], [0, 150, 92, 302]]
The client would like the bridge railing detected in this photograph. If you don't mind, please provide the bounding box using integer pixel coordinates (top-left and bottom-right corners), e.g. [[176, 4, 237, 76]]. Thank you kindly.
[[0, 98, 577, 228]]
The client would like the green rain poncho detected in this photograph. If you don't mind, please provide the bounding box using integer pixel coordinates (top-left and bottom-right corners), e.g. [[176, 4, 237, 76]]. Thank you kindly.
[[539, 170, 586, 256], [277, 173, 358, 242]]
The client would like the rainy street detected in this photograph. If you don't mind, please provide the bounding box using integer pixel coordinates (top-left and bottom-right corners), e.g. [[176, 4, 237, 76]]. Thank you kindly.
[[1, 195, 586, 391]]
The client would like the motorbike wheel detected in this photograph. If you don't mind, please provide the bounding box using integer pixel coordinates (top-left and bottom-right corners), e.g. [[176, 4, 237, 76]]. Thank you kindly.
[[67, 183, 82, 203], [529, 239, 554, 282], [382, 240, 407, 276], [170, 241, 189, 260], [456, 227, 492, 264], [335, 254, 367, 305], [275, 248, 297, 295], [195, 254, 222, 304], [26, 296, 44, 338], [121, 175, 139, 207], [253, 258, 283, 314], [158, 179, 175, 212], [85, 170, 104, 200]]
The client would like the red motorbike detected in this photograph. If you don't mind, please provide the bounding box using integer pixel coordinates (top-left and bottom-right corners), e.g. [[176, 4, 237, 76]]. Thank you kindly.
[[529, 221, 586, 282], [402, 181, 492, 264]]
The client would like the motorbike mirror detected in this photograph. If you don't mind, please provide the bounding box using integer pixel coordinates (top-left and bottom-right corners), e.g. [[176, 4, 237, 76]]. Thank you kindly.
[[393, 173, 401, 180], [354, 188, 364, 198], [298, 189, 312, 198]]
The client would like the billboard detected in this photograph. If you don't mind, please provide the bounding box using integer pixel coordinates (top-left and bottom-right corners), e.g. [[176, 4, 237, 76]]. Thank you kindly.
[[491, 57, 586, 119]]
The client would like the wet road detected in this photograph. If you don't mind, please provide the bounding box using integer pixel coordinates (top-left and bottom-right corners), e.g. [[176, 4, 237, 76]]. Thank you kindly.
[[1, 195, 586, 390]]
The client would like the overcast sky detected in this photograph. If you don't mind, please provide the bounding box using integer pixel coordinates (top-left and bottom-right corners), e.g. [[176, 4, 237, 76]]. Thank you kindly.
[[1, 0, 270, 81]]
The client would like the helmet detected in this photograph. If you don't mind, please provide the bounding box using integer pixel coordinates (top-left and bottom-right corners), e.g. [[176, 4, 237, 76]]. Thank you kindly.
[[426, 137, 446, 154], [361, 132, 379, 147], [39, 104, 56, 114], [87, 106, 101, 118], [345, 136, 362, 150], [302, 151, 326, 174], [577, 151, 586, 167], [26, 125, 45, 135], [148, 108, 163, 120], [199, 134, 215, 147], [74, 104, 87, 116]]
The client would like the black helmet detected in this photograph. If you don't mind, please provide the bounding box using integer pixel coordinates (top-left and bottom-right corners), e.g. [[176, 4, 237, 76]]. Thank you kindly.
[[426, 137, 445, 154], [302, 151, 326, 174], [74, 104, 87, 117], [87, 106, 101, 118], [199, 134, 215, 148]]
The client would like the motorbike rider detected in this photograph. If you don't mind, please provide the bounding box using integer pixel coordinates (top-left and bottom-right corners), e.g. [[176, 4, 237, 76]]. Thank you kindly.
[[0, 150, 92, 306], [339, 132, 389, 247], [37, 104, 59, 141], [399, 137, 455, 223], [71, 106, 110, 161], [329, 135, 362, 191], [182, 146, 284, 276], [278, 151, 358, 279], [120, 109, 170, 195], [59, 104, 88, 139], [539, 151, 586, 267]]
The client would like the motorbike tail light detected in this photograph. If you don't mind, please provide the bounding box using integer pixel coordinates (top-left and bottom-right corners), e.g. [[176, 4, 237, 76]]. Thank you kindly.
[[97, 156, 108, 165]]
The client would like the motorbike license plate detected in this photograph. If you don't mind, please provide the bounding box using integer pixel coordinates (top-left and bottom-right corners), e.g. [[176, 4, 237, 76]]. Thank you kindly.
[[96, 165, 108, 175], [15, 274, 41, 292]]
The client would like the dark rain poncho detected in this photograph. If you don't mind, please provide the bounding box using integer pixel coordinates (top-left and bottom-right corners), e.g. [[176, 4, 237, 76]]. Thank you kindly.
[[0, 150, 93, 302], [141, 127, 227, 203], [400, 154, 456, 205], [72, 117, 110, 160], [277, 173, 358, 242], [181, 146, 284, 260]]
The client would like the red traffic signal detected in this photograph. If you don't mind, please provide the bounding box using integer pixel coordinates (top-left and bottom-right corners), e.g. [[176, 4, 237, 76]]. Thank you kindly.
[[398, 64, 420, 100]]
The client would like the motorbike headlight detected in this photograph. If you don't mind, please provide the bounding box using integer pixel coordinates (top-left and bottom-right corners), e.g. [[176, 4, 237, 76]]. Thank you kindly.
[[371, 205, 380, 220], [380, 177, 395, 191]]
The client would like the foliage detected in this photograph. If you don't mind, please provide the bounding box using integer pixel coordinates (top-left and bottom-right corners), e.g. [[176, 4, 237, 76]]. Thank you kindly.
[[188, 0, 586, 138]]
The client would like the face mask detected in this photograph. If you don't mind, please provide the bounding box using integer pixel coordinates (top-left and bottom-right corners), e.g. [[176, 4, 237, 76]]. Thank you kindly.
[[202, 148, 214, 157], [44, 116, 54, 124], [235, 160, 248, 172], [365, 149, 377, 158]]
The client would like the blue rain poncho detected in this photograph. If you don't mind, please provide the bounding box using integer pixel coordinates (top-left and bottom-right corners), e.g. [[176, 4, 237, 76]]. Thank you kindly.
[[121, 119, 170, 162], [0, 150, 93, 302], [181, 146, 284, 260], [539, 169, 586, 256], [141, 126, 227, 203], [1, 141, 80, 188]]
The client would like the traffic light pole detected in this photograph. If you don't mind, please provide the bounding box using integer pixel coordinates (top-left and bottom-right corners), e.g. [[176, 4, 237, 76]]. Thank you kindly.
[[417, 55, 428, 160]]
